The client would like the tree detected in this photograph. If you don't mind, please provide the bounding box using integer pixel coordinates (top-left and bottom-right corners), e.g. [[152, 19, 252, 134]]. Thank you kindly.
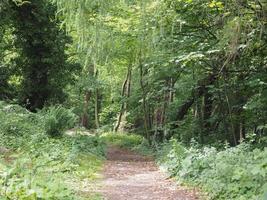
[[10, 0, 75, 111]]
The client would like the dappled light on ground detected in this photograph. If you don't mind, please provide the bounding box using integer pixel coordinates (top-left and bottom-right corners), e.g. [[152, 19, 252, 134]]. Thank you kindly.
[[98, 146, 199, 200]]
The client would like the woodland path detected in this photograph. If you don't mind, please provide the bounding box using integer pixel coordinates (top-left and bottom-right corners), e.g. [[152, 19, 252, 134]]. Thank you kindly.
[[98, 146, 200, 200]]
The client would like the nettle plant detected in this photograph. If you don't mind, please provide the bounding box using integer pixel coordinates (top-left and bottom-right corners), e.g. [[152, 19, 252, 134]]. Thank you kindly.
[[157, 140, 267, 200]]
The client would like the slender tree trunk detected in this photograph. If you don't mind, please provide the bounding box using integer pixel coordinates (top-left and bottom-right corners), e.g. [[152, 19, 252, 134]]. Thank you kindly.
[[126, 67, 132, 99], [169, 77, 177, 103], [95, 88, 100, 129], [81, 64, 95, 128], [159, 79, 173, 141], [139, 63, 149, 140], [196, 98, 204, 143], [166, 73, 217, 140], [176, 73, 217, 121], [114, 66, 132, 132], [202, 87, 213, 134], [94, 69, 100, 129], [223, 78, 238, 146], [82, 91, 91, 128], [239, 121, 245, 142]]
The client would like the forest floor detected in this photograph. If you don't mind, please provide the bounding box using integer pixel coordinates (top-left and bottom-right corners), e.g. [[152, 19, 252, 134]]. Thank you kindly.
[[97, 146, 200, 200]]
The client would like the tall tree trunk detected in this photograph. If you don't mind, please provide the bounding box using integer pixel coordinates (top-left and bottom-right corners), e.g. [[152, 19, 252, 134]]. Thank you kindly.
[[202, 87, 213, 134], [139, 63, 149, 140], [82, 64, 95, 128], [114, 66, 132, 132], [95, 88, 100, 129], [82, 91, 91, 128], [176, 73, 217, 121], [94, 69, 100, 129], [166, 73, 218, 140], [169, 77, 177, 103], [196, 98, 204, 143], [223, 77, 238, 146], [239, 120, 246, 142]]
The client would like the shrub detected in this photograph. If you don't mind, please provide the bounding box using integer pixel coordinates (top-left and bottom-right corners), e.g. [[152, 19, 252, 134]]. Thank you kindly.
[[101, 132, 143, 148], [0, 103, 41, 148], [101, 132, 152, 155], [0, 134, 105, 199], [157, 140, 267, 200], [0, 102, 105, 200], [70, 135, 106, 157], [42, 106, 78, 137]]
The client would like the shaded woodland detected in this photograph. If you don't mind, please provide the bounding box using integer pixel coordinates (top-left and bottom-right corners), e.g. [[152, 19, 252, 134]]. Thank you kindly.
[[0, 0, 266, 199]]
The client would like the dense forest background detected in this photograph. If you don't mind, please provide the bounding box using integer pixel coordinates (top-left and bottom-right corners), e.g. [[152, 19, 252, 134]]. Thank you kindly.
[[1, 0, 266, 144], [0, 0, 266, 199]]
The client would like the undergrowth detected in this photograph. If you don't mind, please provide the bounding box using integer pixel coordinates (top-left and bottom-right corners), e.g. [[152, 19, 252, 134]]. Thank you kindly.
[[156, 139, 267, 200], [100, 132, 153, 155], [100, 132, 267, 200], [0, 102, 105, 200], [1, 101, 266, 200]]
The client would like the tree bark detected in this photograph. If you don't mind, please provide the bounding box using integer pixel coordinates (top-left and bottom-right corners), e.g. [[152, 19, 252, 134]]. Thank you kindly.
[[82, 91, 91, 128], [114, 66, 132, 132], [94, 69, 100, 129], [95, 88, 100, 129], [139, 63, 149, 140], [176, 73, 217, 121], [202, 87, 213, 133]]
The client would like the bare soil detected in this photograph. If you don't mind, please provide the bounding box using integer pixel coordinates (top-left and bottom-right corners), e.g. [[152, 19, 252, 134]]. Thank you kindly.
[[99, 146, 200, 200]]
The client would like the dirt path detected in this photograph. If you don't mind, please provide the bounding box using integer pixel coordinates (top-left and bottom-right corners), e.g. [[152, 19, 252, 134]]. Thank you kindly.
[[99, 146, 199, 200]]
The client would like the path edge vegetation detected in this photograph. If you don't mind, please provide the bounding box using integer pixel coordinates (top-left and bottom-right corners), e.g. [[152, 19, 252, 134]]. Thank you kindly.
[[0, 0, 267, 199], [102, 132, 267, 200], [0, 102, 106, 200], [0, 102, 266, 199]]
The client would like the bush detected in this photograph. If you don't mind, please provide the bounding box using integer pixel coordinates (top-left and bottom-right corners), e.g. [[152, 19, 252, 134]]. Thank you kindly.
[[0, 103, 41, 148], [0, 102, 105, 200], [0, 134, 105, 200], [42, 106, 78, 137], [101, 132, 143, 148], [101, 132, 153, 155], [157, 140, 267, 200]]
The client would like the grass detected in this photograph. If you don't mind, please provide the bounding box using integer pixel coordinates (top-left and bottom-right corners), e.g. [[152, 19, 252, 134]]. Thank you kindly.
[[100, 132, 153, 156], [0, 102, 106, 200], [0, 135, 106, 200], [4, 101, 264, 200], [99, 132, 267, 200]]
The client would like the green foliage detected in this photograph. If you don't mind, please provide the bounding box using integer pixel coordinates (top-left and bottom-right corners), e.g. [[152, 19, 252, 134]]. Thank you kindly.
[[157, 140, 267, 200], [0, 0, 80, 110], [0, 103, 105, 199], [0, 135, 105, 199], [0, 102, 41, 148], [101, 133, 153, 155], [101, 132, 143, 148], [42, 106, 78, 137], [1, 0, 267, 198]]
